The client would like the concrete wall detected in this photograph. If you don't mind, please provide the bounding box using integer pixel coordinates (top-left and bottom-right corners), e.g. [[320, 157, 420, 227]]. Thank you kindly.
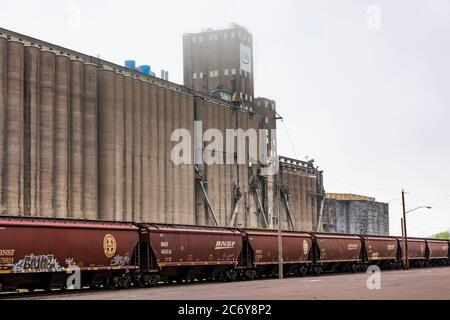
[[322, 199, 389, 236]]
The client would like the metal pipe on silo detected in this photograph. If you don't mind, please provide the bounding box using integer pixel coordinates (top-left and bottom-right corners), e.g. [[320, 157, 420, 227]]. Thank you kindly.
[[0, 36, 8, 213], [97, 69, 115, 221], [132, 79, 142, 223], [69, 58, 84, 219], [141, 82, 151, 223], [164, 88, 174, 224], [39, 48, 56, 217], [149, 84, 158, 222], [157, 86, 166, 224], [83, 62, 98, 220], [6, 40, 25, 216], [124, 75, 134, 222], [54, 54, 70, 218], [114, 72, 125, 222], [23, 44, 40, 217]]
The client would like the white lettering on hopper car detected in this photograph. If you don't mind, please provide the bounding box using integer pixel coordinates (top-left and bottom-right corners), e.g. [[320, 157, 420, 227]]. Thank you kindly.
[[215, 241, 236, 250]]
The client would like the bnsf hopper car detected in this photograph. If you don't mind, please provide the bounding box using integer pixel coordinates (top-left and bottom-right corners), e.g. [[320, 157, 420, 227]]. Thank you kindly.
[[362, 236, 401, 269], [0, 217, 139, 291], [311, 234, 364, 273], [240, 230, 313, 279], [137, 224, 243, 286]]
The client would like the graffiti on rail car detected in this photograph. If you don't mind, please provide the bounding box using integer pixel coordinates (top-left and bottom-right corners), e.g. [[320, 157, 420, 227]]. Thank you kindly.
[[12, 254, 65, 273]]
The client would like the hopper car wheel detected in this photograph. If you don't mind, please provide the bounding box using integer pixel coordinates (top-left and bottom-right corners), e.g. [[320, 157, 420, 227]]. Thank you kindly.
[[105, 276, 116, 290], [313, 266, 322, 276], [225, 270, 237, 282], [149, 275, 160, 286], [299, 266, 308, 277], [138, 275, 149, 288]]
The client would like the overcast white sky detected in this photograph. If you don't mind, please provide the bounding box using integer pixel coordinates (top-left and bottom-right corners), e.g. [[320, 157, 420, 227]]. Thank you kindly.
[[2, 0, 449, 237]]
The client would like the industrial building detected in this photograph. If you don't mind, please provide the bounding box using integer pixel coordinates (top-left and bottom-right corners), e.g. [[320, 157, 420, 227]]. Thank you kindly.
[[0, 24, 388, 235], [321, 193, 389, 236], [183, 23, 254, 106]]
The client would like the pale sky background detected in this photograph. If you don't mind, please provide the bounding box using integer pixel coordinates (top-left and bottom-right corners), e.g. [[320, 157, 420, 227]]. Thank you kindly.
[[1, 0, 449, 237]]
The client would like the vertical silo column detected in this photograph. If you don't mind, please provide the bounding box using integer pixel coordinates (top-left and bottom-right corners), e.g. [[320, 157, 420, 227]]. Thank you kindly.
[[195, 99, 206, 226], [124, 75, 134, 222], [6, 40, 25, 216], [186, 96, 195, 225], [114, 72, 125, 222], [23, 44, 40, 217], [224, 107, 232, 226], [69, 58, 84, 219], [306, 175, 314, 231], [148, 84, 158, 222], [177, 93, 187, 225], [300, 174, 307, 230], [0, 36, 7, 213], [54, 54, 70, 218], [164, 88, 174, 224], [132, 79, 142, 222], [141, 82, 151, 223], [236, 111, 247, 228], [156, 86, 166, 224], [218, 106, 226, 226], [172, 91, 180, 224], [39, 49, 56, 217], [83, 63, 98, 220], [97, 69, 115, 221]]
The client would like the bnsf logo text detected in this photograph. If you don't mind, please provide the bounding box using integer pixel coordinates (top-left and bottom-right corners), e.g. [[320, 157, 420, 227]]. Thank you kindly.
[[215, 241, 236, 250]]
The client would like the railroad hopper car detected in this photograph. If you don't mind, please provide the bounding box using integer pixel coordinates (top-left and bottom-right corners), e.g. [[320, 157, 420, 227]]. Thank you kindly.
[[425, 239, 449, 266], [137, 224, 243, 286], [361, 236, 401, 269], [0, 217, 139, 291], [239, 229, 313, 279], [311, 234, 364, 273]]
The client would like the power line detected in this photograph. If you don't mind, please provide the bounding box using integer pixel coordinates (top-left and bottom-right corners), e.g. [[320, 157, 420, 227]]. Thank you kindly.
[[279, 117, 299, 159]]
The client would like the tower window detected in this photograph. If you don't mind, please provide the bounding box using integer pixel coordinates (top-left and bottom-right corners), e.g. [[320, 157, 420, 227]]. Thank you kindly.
[[193, 72, 197, 80], [198, 36, 203, 42], [192, 37, 197, 43], [224, 69, 229, 76], [199, 72, 204, 79], [231, 68, 236, 75]]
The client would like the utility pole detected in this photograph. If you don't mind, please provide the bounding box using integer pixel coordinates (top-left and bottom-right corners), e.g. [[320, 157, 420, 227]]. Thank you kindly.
[[277, 183, 283, 279], [402, 189, 409, 270]]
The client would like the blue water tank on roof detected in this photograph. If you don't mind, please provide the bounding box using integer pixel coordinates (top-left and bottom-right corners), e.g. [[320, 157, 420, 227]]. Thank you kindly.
[[124, 60, 136, 70], [138, 65, 151, 75]]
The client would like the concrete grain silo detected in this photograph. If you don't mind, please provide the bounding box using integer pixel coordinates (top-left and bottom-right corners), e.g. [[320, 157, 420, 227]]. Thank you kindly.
[[0, 35, 7, 214], [69, 58, 85, 219], [83, 62, 98, 220], [132, 79, 142, 223], [23, 44, 40, 217], [54, 53, 70, 218], [123, 75, 134, 222], [97, 69, 115, 221], [113, 72, 125, 222], [5, 40, 25, 216]]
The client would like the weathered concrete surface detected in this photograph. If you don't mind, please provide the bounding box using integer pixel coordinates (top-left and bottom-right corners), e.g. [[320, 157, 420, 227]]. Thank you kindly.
[[11, 267, 450, 300], [322, 199, 389, 236]]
